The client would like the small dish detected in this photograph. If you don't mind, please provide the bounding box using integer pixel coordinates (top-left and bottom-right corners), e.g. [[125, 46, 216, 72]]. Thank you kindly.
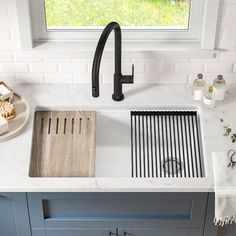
[[0, 92, 30, 142]]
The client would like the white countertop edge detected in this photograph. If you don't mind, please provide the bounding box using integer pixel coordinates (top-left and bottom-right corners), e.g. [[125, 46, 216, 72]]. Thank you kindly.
[[0, 177, 214, 192]]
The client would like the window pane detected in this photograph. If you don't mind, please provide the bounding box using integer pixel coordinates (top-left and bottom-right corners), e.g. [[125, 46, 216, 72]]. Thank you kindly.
[[44, 0, 191, 29]]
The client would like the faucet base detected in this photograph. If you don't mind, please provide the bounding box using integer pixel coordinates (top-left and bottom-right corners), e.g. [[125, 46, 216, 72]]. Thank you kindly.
[[112, 93, 124, 101]]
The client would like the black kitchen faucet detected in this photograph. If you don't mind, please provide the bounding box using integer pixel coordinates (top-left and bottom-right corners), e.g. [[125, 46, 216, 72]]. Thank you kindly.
[[92, 22, 134, 101]]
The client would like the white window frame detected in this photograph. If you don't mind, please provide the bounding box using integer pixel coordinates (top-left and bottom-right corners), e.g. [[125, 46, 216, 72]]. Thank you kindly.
[[16, 0, 220, 50]]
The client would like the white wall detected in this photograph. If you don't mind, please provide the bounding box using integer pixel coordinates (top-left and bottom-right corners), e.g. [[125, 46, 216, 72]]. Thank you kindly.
[[0, 0, 236, 85]]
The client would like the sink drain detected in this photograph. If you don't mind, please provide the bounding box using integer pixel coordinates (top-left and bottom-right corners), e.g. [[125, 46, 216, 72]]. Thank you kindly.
[[162, 158, 182, 176]]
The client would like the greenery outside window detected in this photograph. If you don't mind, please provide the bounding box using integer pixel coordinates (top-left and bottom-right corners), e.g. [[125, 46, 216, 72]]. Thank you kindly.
[[44, 0, 191, 29], [16, 0, 220, 50]]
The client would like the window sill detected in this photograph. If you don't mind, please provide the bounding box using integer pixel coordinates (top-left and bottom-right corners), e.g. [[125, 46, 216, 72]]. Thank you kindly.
[[31, 40, 216, 58]]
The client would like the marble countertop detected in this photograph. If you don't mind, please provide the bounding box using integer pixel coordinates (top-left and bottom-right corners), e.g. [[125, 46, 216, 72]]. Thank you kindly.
[[0, 83, 235, 192]]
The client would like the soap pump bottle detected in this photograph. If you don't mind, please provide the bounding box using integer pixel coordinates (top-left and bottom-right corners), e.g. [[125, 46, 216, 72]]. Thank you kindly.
[[213, 75, 226, 101], [204, 85, 215, 108], [192, 73, 206, 101]]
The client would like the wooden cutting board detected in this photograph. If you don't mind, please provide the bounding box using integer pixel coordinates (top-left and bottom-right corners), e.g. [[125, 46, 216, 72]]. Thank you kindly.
[[29, 111, 96, 177]]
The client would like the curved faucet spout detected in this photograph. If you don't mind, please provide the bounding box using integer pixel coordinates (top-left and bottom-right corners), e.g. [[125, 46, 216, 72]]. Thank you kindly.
[[92, 22, 134, 101]]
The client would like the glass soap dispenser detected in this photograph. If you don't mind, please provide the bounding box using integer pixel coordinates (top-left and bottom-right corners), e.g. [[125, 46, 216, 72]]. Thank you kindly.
[[192, 73, 206, 101], [213, 75, 226, 101], [204, 85, 215, 108]]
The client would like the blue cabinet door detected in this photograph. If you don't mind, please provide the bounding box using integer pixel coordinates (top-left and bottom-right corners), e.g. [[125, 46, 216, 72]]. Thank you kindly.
[[120, 228, 204, 236], [32, 228, 117, 236], [0, 193, 31, 236], [27, 192, 208, 235]]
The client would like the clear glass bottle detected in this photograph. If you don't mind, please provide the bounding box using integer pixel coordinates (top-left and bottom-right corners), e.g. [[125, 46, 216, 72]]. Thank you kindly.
[[192, 73, 206, 101], [213, 75, 226, 101], [204, 86, 215, 108]]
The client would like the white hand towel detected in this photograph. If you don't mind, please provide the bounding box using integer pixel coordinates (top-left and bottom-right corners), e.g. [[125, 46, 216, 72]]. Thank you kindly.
[[212, 152, 236, 226]]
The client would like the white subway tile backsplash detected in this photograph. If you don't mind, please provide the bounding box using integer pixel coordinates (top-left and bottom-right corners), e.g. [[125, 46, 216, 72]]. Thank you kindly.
[[30, 63, 58, 73], [0, 17, 16, 28], [100, 62, 114, 73], [44, 57, 72, 63], [7, 5, 16, 16], [16, 74, 44, 84], [224, 0, 236, 4], [146, 62, 174, 74], [72, 58, 93, 63], [160, 74, 188, 84], [122, 62, 145, 74], [0, 29, 10, 40], [220, 52, 236, 62], [213, 74, 236, 84], [220, 17, 236, 29], [175, 63, 203, 73], [223, 74, 236, 83], [190, 53, 220, 63], [10, 28, 18, 40], [223, 29, 236, 40], [59, 63, 87, 73], [145, 62, 160, 73], [215, 40, 235, 51], [0, 52, 12, 62], [45, 74, 73, 84], [135, 74, 161, 84], [0, 0, 236, 85], [73, 74, 90, 84], [43, 51, 81, 62], [1, 63, 29, 73], [0, 4, 7, 17], [14, 52, 43, 62], [226, 4, 236, 17], [0, 73, 15, 84], [102, 74, 114, 84], [204, 63, 233, 73], [4, 0, 15, 5]]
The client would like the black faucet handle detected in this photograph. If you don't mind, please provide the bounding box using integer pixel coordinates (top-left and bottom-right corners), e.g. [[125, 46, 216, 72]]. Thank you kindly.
[[120, 64, 134, 84]]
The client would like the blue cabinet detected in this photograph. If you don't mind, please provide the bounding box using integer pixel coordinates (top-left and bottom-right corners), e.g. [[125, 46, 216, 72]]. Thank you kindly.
[[0, 192, 217, 236], [0, 193, 31, 236], [32, 228, 117, 236], [27, 192, 214, 236], [119, 228, 203, 236]]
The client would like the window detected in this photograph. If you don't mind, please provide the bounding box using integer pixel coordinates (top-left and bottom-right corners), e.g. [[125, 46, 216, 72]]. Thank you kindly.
[[44, 0, 191, 29], [16, 0, 220, 49]]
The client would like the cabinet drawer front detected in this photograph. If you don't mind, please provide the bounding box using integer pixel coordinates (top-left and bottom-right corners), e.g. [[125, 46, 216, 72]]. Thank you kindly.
[[28, 193, 207, 229]]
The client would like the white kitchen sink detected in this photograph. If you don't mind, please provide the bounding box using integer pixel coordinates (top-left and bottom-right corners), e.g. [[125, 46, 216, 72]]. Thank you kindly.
[[29, 107, 205, 178]]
